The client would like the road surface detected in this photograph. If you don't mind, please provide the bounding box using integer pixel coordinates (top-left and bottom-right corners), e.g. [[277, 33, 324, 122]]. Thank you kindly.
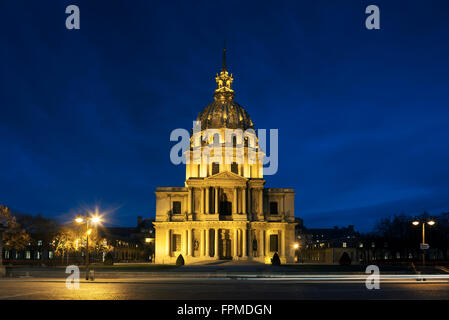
[[1, 277, 448, 300]]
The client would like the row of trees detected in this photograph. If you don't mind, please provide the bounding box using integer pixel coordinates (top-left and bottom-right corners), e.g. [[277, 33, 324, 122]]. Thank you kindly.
[[372, 212, 449, 249], [1, 205, 110, 263], [358, 211, 449, 261]]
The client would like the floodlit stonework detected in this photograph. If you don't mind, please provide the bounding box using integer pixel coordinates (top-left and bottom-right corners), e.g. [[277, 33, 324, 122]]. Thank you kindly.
[[154, 49, 296, 264]]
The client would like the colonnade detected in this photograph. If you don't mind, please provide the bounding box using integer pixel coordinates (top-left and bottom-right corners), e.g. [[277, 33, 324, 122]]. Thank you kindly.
[[165, 226, 286, 259], [186, 186, 264, 215]]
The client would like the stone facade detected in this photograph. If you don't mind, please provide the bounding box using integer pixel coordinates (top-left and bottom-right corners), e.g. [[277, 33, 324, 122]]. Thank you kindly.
[[154, 49, 296, 264]]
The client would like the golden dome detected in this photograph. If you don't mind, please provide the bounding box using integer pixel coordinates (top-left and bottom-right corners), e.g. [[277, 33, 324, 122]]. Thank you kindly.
[[196, 47, 254, 131]]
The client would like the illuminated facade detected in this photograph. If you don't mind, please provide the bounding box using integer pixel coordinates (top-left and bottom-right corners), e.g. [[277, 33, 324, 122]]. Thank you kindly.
[[154, 49, 296, 264]]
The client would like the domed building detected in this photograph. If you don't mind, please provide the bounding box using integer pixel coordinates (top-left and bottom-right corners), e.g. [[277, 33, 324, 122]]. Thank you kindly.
[[154, 48, 296, 264]]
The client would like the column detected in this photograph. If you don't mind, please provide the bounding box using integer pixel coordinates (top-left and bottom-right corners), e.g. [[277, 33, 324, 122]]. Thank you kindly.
[[265, 231, 269, 256], [183, 230, 188, 256], [166, 229, 171, 256], [282, 195, 286, 221], [242, 227, 247, 257], [205, 229, 210, 257], [188, 229, 192, 256], [281, 230, 285, 257], [280, 195, 284, 216], [214, 228, 219, 258], [246, 188, 250, 217], [214, 187, 219, 214], [205, 187, 210, 214], [200, 229, 204, 257], [242, 188, 246, 214], [237, 229, 241, 256], [187, 187, 192, 214], [258, 189, 263, 217], [232, 188, 237, 214], [233, 229, 238, 258], [200, 188, 204, 214], [259, 229, 264, 257]]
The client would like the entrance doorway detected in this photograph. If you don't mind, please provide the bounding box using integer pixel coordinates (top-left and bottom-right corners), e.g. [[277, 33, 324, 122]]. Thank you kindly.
[[219, 230, 232, 259], [219, 192, 232, 216]]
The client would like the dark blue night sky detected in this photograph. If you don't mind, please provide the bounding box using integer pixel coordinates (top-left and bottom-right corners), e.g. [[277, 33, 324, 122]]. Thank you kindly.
[[1, 1, 449, 231]]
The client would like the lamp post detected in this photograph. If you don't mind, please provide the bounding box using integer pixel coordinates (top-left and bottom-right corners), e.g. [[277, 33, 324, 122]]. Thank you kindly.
[[75, 212, 102, 280], [412, 218, 435, 267]]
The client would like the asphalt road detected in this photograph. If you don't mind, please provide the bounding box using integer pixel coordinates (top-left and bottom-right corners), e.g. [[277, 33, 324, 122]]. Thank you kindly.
[[1, 278, 448, 300]]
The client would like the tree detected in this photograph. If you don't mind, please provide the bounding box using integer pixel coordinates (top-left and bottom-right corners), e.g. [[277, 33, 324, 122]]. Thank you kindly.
[[176, 254, 185, 266], [0, 205, 31, 250], [51, 227, 78, 264], [104, 252, 114, 265]]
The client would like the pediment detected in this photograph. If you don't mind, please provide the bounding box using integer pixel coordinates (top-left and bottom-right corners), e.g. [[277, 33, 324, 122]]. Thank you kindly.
[[205, 170, 248, 182]]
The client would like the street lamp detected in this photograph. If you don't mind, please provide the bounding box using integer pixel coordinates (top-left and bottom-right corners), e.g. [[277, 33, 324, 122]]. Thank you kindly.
[[293, 242, 300, 263], [75, 211, 102, 280], [411, 218, 436, 266]]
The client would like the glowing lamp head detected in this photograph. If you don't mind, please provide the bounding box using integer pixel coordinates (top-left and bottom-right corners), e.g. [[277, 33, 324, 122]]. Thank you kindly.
[[293, 243, 299, 249], [145, 238, 151, 243], [427, 220, 436, 226], [412, 220, 420, 226], [91, 216, 101, 224], [75, 217, 84, 224]]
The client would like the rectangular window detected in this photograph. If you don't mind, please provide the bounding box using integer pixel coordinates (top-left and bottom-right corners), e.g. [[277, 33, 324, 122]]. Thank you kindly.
[[269, 234, 279, 252], [37, 240, 43, 246], [212, 162, 219, 175], [172, 234, 181, 252], [270, 202, 278, 215], [26, 251, 31, 259], [172, 201, 181, 214], [342, 242, 347, 248], [48, 251, 54, 259], [4, 251, 9, 259], [231, 162, 238, 174]]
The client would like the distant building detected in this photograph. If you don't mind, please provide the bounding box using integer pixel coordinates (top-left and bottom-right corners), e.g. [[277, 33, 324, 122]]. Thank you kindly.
[[296, 225, 361, 264], [2, 216, 155, 265], [100, 217, 155, 262]]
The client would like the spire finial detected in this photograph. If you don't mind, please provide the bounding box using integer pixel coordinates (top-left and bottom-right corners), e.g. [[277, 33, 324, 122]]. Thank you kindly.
[[222, 41, 227, 72], [214, 41, 234, 101]]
